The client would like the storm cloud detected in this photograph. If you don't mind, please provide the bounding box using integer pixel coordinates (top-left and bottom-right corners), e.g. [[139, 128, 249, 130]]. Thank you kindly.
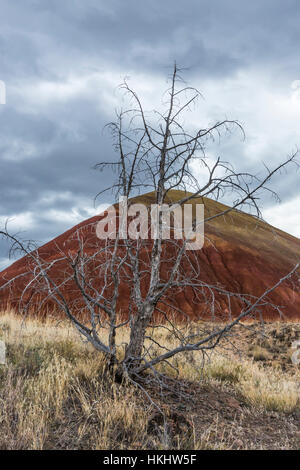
[[1, 0, 300, 269]]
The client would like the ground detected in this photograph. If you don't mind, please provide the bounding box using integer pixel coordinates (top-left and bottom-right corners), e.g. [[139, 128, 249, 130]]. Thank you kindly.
[[0, 311, 299, 450]]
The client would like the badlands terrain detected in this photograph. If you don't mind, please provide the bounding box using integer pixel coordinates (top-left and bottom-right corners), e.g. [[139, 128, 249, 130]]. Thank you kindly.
[[1, 190, 300, 320], [0, 190, 299, 450]]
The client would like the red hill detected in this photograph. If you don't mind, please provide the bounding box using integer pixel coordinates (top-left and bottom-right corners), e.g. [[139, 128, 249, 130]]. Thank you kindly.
[[0, 190, 299, 321]]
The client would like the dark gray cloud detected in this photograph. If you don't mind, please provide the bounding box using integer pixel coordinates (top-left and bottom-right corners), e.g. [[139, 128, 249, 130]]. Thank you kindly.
[[1, 0, 300, 269]]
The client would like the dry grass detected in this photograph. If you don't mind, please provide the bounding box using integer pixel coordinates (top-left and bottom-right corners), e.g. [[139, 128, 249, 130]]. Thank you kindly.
[[0, 311, 299, 450], [202, 354, 300, 413]]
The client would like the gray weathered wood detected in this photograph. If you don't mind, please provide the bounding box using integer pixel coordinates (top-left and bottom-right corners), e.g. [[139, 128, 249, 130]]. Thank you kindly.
[[0, 340, 6, 365]]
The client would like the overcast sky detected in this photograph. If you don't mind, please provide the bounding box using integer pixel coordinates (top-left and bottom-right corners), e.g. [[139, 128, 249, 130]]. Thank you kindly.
[[1, 0, 300, 270]]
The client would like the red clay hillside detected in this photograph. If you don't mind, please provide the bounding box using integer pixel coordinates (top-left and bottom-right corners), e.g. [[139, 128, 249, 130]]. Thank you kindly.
[[0, 190, 300, 321]]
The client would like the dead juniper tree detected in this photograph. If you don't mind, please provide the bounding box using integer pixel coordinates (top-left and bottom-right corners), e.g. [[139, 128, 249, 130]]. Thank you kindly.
[[1, 64, 299, 387]]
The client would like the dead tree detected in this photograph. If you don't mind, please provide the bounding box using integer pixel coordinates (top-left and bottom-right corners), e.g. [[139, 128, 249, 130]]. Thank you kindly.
[[1, 64, 299, 384]]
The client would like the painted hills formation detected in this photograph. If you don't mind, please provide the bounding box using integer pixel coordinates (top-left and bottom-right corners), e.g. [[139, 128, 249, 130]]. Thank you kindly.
[[0, 190, 299, 321]]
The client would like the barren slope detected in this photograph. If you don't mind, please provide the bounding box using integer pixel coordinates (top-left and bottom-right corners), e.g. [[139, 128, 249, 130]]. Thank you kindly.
[[0, 190, 299, 320]]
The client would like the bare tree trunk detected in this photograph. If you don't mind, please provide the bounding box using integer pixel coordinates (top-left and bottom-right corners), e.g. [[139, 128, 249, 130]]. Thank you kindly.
[[124, 302, 154, 369]]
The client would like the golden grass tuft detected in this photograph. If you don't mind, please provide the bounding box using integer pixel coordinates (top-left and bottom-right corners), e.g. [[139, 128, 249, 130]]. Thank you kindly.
[[0, 310, 299, 450]]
